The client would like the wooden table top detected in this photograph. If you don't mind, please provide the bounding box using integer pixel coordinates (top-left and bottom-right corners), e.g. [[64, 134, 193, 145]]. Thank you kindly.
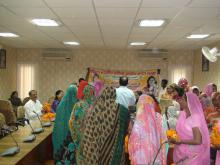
[[0, 121, 53, 165]]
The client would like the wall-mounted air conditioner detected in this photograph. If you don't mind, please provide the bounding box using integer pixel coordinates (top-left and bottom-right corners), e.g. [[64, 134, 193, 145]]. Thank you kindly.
[[138, 49, 168, 59], [42, 49, 72, 61]]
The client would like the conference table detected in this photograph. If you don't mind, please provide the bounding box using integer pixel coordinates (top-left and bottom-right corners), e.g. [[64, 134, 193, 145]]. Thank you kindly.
[[0, 121, 53, 165]]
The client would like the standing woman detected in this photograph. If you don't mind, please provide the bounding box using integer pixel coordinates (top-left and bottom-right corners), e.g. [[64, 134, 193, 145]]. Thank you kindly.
[[81, 86, 129, 165], [143, 76, 158, 97], [51, 90, 64, 113], [52, 85, 78, 164], [129, 95, 167, 165], [68, 85, 95, 164], [171, 92, 210, 165]]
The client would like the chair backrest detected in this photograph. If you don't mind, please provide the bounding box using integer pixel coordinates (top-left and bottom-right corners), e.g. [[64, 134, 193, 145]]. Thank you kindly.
[[16, 106, 25, 119], [0, 113, 6, 129], [0, 99, 16, 124], [23, 97, 30, 105]]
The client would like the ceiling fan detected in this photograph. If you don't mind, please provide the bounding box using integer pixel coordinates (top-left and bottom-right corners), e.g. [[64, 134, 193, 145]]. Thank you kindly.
[[202, 47, 220, 62]]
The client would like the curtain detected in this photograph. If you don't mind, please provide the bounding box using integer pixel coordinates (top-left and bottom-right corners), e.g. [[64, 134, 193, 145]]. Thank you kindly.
[[169, 64, 192, 85], [17, 63, 37, 99]]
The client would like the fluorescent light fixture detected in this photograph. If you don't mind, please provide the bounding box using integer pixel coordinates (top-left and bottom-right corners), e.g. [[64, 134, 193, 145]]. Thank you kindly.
[[130, 42, 146, 46], [0, 33, 19, 37], [139, 19, 165, 27], [186, 34, 209, 39], [63, 41, 80, 46], [31, 19, 59, 26]]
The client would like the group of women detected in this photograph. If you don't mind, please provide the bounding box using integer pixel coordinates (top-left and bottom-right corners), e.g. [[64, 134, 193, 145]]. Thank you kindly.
[[52, 77, 220, 165]]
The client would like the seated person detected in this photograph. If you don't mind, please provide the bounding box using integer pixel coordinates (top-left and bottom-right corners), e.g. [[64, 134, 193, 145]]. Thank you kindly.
[[24, 90, 43, 120], [42, 96, 55, 121], [51, 90, 64, 113], [8, 91, 22, 112]]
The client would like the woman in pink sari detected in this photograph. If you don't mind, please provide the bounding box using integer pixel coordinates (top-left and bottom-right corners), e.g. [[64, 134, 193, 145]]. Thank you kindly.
[[171, 92, 210, 165], [128, 95, 167, 165]]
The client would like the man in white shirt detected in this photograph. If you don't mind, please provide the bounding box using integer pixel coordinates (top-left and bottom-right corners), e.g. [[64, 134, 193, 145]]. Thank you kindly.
[[116, 76, 136, 109], [24, 90, 43, 120], [159, 79, 168, 98]]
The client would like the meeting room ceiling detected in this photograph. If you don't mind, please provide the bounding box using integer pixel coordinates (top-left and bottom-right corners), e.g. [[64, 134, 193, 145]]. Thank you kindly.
[[0, 0, 220, 50]]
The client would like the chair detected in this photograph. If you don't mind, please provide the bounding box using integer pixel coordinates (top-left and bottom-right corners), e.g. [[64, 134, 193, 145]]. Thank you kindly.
[[23, 97, 30, 105], [0, 99, 16, 125]]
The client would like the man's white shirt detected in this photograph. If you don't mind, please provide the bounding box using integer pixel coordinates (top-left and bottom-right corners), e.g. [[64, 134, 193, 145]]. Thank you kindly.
[[24, 99, 43, 120], [116, 86, 136, 109]]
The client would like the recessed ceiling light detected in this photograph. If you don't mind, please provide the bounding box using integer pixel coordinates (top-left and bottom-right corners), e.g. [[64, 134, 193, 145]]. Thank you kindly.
[[0, 32, 19, 37], [130, 42, 146, 46], [63, 41, 80, 46], [31, 19, 60, 26], [139, 19, 165, 27], [186, 34, 210, 39]]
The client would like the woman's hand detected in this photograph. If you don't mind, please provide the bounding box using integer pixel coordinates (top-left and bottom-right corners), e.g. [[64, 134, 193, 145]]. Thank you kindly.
[[168, 137, 181, 145]]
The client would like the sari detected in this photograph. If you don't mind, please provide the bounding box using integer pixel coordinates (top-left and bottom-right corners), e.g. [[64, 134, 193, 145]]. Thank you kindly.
[[81, 86, 129, 165], [68, 85, 95, 164], [174, 92, 210, 165], [207, 92, 220, 123], [216, 121, 220, 165], [77, 80, 88, 100], [52, 85, 78, 164], [129, 95, 167, 165]]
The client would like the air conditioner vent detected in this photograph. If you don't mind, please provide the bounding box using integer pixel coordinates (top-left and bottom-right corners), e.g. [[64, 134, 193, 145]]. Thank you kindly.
[[42, 49, 73, 61]]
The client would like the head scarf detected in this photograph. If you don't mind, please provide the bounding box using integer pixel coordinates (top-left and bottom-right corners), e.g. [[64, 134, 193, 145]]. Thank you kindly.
[[178, 78, 188, 89], [129, 95, 166, 165], [83, 85, 95, 104], [191, 86, 199, 91], [52, 85, 78, 160], [77, 80, 88, 100], [204, 83, 214, 97], [81, 86, 128, 165]]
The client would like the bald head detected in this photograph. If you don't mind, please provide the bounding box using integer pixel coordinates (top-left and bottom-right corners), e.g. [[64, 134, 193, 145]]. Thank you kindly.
[[119, 76, 128, 86]]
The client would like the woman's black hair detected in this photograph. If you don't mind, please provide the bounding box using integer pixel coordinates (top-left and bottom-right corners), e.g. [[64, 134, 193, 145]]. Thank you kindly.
[[10, 91, 18, 98], [147, 76, 157, 88], [55, 90, 63, 100]]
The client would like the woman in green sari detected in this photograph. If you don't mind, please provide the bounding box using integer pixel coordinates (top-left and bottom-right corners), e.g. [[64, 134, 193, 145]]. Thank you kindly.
[[52, 85, 78, 164], [81, 86, 129, 165], [68, 84, 95, 164]]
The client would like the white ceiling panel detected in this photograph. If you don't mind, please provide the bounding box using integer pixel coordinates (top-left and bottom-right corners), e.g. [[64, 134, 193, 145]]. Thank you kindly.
[[53, 7, 96, 19], [99, 19, 133, 28], [189, 0, 220, 8], [129, 35, 155, 42], [96, 8, 138, 19], [9, 7, 56, 19], [94, 0, 141, 8], [142, 0, 191, 7], [0, 0, 46, 7], [45, 0, 92, 7], [70, 26, 100, 37], [131, 27, 162, 36], [62, 18, 98, 27], [137, 7, 180, 19], [177, 8, 220, 20]]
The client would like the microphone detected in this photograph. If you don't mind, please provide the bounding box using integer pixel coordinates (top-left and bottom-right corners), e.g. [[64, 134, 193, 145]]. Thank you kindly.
[[21, 118, 36, 143], [33, 111, 51, 127], [30, 111, 44, 134], [0, 128, 20, 157]]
